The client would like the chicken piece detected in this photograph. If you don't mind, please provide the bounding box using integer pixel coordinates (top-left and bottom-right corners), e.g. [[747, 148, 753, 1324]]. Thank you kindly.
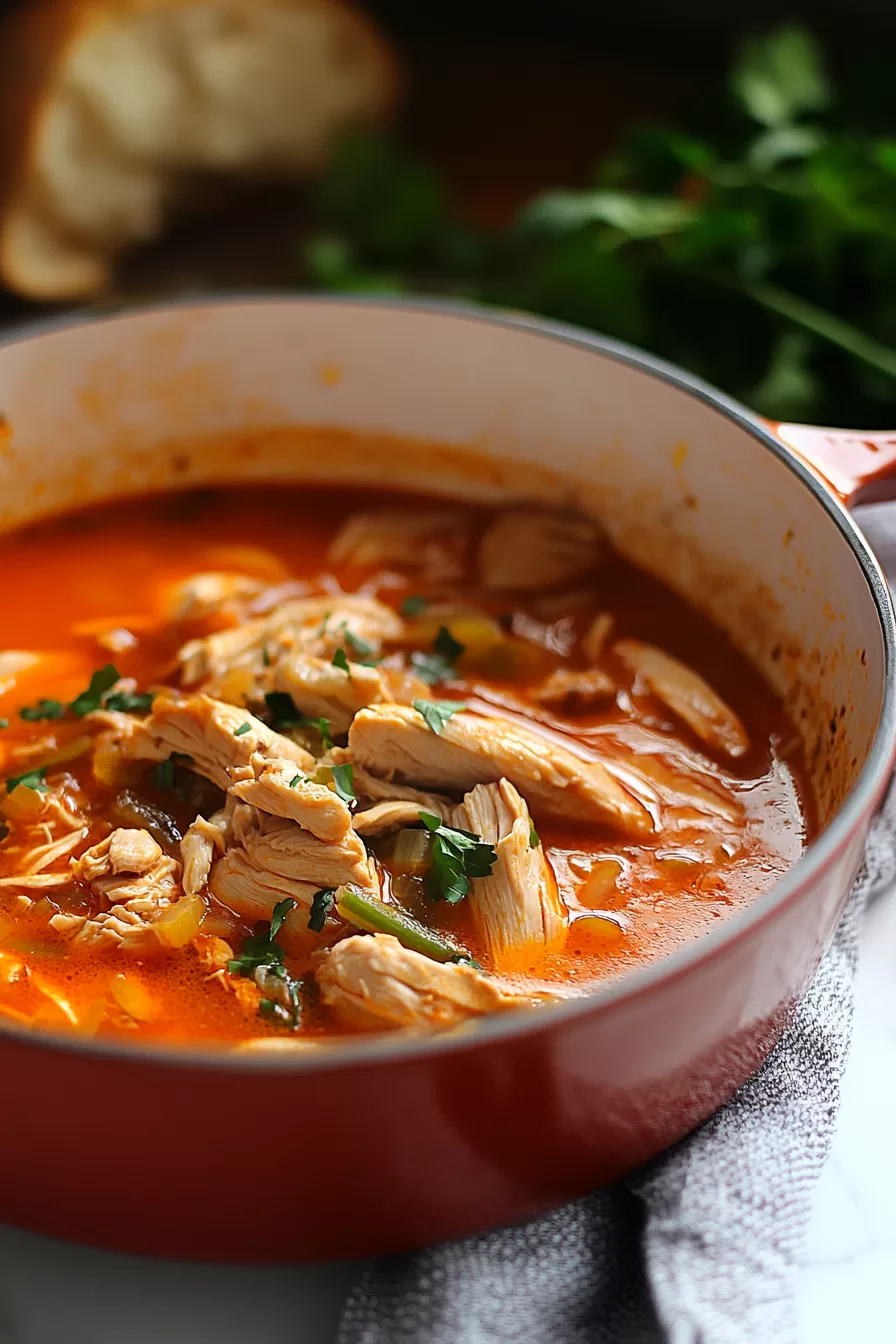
[[230, 755, 353, 842], [452, 780, 566, 966], [349, 705, 651, 835], [581, 612, 614, 664], [328, 509, 470, 582], [178, 594, 402, 686], [72, 828, 181, 905], [274, 650, 389, 734], [167, 572, 267, 623], [316, 933, 517, 1031], [533, 666, 617, 714], [209, 804, 377, 922], [352, 799, 446, 837], [126, 692, 314, 790], [614, 639, 749, 760], [479, 507, 603, 592], [338, 753, 455, 817], [181, 811, 229, 899]]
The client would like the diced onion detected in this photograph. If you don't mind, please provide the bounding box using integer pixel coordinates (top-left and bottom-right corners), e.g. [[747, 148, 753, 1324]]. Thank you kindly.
[[111, 972, 158, 1022], [373, 829, 432, 877], [154, 894, 206, 949]]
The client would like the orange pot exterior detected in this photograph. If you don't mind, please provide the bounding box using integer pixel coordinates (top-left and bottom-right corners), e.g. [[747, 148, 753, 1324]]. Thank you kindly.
[[0, 799, 876, 1262]]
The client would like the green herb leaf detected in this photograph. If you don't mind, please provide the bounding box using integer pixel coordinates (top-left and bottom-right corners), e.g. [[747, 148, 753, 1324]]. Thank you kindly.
[[289, 773, 305, 788], [0, 719, 8, 730], [69, 664, 120, 717], [433, 626, 465, 663], [342, 626, 374, 660], [270, 897, 296, 940], [6, 766, 49, 795], [332, 648, 351, 674], [233, 722, 252, 737], [418, 811, 497, 903], [19, 698, 65, 722], [308, 887, 336, 933], [412, 698, 466, 735], [264, 692, 334, 748], [731, 23, 829, 127], [400, 595, 429, 618], [102, 690, 155, 714], [153, 751, 193, 790], [528, 819, 541, 849], [331, 762, 355, 804]]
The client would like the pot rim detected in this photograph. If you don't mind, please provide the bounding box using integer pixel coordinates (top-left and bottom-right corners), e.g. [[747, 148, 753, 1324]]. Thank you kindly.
[[0, 293, 893, 1076]]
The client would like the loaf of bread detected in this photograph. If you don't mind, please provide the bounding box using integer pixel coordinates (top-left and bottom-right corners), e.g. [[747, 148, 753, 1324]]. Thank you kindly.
[[0, 0, 397, 300]]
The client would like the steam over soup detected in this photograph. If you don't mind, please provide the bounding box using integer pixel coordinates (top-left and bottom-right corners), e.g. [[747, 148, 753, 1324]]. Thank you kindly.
[[0, 484, 812, 1048]]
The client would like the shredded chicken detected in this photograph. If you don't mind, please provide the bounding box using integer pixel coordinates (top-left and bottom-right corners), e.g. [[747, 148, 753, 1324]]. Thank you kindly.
[[315, 933, 518, 1031], [125, 692, 314, 790], [343, 755, 455, 817], [273, 650, 389, 734], [452, 780, 566, 966], [181, 811, 229, 899], [208, 798, 377, 922], [352, 799, 448, 837], [328, 509, 470, 582], [72, 828, 181, 906], [167, 571, 266, 622], [533, 666, 617, 713], [581, 612, 614, 663], [230, 755, 353, 842], [178, 594, 403, 686], [614, 639, 750, 759], [479, 507, 603, 591], [348, 705, 652, 835]]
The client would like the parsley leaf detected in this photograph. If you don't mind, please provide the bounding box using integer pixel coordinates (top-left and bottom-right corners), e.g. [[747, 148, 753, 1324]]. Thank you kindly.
[[342, 626, 374, 660], [228, 898, 297, 976], [332, 647, 351, 674], [528, 818, 541, 849], [400, 594, 429, 618], [331, 762, 355, 803], [228, 899, 303, 1028], [418, 811, 497, 903], [6, 766, 49, 795], [412, 698, 466, 735], [233, 722, 252, 737], [411, 626, 466, 685], [19, 698, 65, 722], [264, 693, 334, 749], [153, 751, 193, 790], [69, 664, 120, 717], [0, 719, 8, 730], [269, 897, 295, 940], [289, 773, 306, 788], [103, 691, 155, 714], [308, 887, 336, 933], [433, 626, 465, 663]]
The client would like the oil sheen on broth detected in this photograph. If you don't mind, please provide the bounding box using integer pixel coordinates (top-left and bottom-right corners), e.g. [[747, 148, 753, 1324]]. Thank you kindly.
[[0, 483, 813, 1048]]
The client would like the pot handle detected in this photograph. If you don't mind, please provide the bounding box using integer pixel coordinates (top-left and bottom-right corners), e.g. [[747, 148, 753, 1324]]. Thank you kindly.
[[767, 422, 896, 508]]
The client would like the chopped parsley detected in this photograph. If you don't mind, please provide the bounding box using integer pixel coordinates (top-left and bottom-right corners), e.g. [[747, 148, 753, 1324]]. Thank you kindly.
[[308, 887, 336, 933], [411, 626, 466, 686], [331, 762, 355, 804], [228, 898, 296, 976], [233, 722, 252, 737], [262, 646, 273, 668], [342, 626, 374, 660], [418, 811, 497, 903], [400, 594, 429, 618], [69, 664, 120, 717], [103, 690, 155, 714], [289, 773, 306, 788], [229, 898, 303, 1028], [19, 698, 65, 722], [529, 819, 541, 849], [264, 693, 333, 749], [6, 766, 49, 795], [412, 698, 466, 735], [0, 719, 8, 730], [153, 751, 193, 790], [331, 647, 351, 675]]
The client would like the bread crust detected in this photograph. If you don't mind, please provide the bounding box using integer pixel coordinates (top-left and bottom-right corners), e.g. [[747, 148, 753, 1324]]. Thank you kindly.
[[0, 0, 398, 299]]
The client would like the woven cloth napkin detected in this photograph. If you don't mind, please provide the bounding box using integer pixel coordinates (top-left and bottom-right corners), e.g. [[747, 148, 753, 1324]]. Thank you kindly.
[[338, 786, 896, 1344]]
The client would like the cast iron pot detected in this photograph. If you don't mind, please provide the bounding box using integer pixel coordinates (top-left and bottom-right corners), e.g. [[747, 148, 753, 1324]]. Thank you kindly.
[[0, 298, 892, 1261]]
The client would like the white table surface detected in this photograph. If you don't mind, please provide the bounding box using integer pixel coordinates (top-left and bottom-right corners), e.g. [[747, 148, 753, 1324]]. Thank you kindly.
[[0, 883, 892, 1344], [4, 503, 896, 1344]]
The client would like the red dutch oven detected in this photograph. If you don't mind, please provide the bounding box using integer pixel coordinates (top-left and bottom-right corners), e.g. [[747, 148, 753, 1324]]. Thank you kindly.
[[0, 298, 892, 1262]]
